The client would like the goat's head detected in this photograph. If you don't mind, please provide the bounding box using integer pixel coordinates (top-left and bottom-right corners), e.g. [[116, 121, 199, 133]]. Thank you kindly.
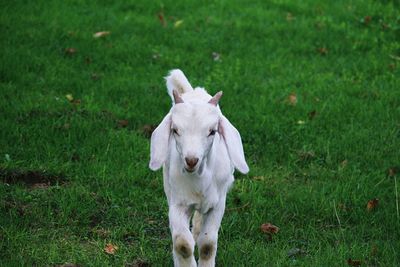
[[168, 91, 222, 173], [149, 73, 249, 175]]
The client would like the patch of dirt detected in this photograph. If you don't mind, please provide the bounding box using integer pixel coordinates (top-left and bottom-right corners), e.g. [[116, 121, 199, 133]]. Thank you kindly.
[[140, 124, 157, 138], [125, 259, 151, 267], [0, 168, 67, 188]]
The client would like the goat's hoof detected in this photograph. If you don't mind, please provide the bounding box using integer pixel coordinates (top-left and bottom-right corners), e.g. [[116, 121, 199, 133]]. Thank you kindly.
[[200, 243, 214, 261], [174, 236, 192, 259]]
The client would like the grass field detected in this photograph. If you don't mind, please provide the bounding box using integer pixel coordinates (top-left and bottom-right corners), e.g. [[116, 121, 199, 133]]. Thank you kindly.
[[1, 0, 400, 266]]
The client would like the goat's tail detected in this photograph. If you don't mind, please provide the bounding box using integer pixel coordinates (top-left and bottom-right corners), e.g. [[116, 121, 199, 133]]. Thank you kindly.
[[165, 69, 194, 99]]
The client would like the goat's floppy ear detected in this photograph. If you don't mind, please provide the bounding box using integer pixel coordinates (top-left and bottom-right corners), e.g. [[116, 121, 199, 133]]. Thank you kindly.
[[219, 115, 249, 174], [149, 114, 171, 171]]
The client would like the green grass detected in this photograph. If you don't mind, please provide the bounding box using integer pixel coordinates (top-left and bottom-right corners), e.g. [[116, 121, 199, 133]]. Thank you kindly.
[[1, 0, 400, 266]]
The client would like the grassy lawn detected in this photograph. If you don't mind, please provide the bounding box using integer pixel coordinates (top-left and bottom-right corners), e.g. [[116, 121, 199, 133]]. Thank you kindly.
[[1, 0, 399, 266]]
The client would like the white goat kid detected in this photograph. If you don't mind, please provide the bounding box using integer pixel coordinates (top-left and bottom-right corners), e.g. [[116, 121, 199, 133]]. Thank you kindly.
[[149, 69, 249, 267]]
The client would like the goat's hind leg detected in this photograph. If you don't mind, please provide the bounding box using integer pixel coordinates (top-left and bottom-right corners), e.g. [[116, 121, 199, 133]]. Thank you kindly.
[[191, 210, 202, 242]]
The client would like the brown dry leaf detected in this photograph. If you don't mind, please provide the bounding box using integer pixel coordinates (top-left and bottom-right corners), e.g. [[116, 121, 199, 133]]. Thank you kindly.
[[387, 167, 398, 177], [364, 16, 372, 25], [93, 31, 110, 38], [141, 124, 157, 138], [117, 119, 129, 128], [65, 48, 77, 55], [158, 12, 167, 27], [367, 198, 379, 211], [288, 93, 297, 105], [104, 243, 118, 255], [260, 223, 280, 234], [317, 47, 328, 55], [308, 110, 317, 120], [347, 258, 362, 266]]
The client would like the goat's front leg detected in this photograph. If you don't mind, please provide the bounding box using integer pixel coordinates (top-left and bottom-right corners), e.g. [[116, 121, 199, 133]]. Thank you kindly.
[[169, 204, 196, 267], [196, 199, 226, 267]]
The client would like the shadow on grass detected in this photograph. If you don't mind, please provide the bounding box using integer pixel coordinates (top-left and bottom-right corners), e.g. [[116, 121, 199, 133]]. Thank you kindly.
[[0, 168, 67, 187]]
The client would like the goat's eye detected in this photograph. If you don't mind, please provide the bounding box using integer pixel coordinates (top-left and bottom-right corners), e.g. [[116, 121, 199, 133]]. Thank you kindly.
[[172, 128, 179, 136], [208, 129, 216, 136]]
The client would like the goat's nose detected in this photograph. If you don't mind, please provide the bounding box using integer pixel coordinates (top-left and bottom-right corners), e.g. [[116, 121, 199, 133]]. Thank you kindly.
[[185, 157, 199, 169]]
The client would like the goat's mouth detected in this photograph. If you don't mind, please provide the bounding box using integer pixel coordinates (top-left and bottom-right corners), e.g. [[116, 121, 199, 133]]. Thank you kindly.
[[184, 166, 196, 173]]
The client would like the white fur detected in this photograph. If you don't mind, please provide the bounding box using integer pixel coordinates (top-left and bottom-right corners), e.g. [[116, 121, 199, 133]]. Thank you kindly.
[[150, 69, 249, 267]]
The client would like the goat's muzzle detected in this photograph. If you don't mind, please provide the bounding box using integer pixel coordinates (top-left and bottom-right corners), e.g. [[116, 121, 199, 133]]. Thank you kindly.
[[184, 157, 199, 172]]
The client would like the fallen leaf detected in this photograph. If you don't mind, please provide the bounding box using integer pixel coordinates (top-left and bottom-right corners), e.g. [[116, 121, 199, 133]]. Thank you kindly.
[[364, 16, 372, 25], [104, 243, 118, 255], [212, 52, 221, 61], [387, 167, 398, 177], [141, 124, 157, 138], [317, 47, 328, 55], [93, 31, 110, 38], [174, 20, 184, 28], [117, 119, 129, 128], [260, 223, 280, 234], [367, 198, 379, 211], [286, 13, 295, 22], [288, 93, 297, 105], [347, 258, 362, 266], [287, 247, 306, 258], [308, 110, 317, 120], [65, 94, 74, 102], [65, 48, 77, 55], [158, 12, 166, 27], [72, 99, 81, 105]]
